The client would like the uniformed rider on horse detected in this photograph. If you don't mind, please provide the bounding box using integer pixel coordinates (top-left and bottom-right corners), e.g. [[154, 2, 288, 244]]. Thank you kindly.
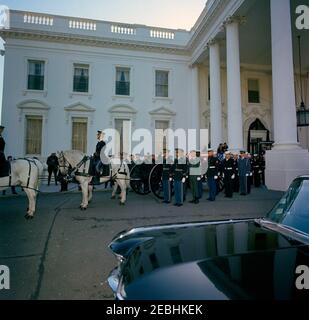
[[91, 130, 110, 184], [0, 125, 10, 178]]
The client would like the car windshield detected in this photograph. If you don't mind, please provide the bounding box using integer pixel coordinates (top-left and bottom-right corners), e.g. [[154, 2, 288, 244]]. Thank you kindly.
[[266, 178, 309, 236]]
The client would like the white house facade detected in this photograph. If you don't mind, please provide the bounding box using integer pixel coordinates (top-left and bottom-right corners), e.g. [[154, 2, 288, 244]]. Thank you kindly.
[[0, 0, 309, 191]]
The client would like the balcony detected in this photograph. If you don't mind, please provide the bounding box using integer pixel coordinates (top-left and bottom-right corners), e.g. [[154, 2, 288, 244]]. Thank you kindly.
[[6, 10, 190, 48]]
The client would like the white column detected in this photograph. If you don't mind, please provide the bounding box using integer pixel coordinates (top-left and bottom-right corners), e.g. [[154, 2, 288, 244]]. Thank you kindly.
[[271, 0, 298, 149], [226, 19, 243, 151], [209, 40, 222, 148], [265, 0, 309, 191], [190, 65, 201, 148]]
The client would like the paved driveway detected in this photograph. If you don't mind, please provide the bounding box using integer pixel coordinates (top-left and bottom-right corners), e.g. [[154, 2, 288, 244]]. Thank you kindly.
[[0, 187, 282, 299]]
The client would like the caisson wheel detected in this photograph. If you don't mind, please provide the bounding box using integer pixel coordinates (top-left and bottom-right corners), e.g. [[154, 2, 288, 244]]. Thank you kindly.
[[129, 164, 151, 195]]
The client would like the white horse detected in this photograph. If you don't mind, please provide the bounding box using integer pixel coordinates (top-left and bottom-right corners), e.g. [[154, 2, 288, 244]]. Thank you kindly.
[[0, 158, 42, 219], [57, 150, 130, 210]]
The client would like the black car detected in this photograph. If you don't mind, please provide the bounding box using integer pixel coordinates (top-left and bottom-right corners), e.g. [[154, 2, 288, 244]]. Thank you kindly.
[[108, 176, 309, 300]]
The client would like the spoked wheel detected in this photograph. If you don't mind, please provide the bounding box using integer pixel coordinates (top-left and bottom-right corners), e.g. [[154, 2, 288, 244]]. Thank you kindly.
[[129, 164, 151, 195], [149, 164, 174, 199]]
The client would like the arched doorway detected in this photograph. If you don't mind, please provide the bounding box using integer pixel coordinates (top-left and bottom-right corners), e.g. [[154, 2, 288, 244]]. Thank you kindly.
[[247, 119, 270, 154]]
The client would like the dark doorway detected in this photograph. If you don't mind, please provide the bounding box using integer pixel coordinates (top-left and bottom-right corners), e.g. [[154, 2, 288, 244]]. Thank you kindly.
[[247, 119, 270, 154]]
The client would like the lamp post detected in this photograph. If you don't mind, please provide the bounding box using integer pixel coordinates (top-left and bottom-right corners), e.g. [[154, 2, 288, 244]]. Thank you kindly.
[[296, 35, 309, 127]]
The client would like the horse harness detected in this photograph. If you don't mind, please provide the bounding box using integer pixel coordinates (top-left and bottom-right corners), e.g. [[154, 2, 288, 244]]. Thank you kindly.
[[58, 152, 128, 183], [7, 158, 36, 188]]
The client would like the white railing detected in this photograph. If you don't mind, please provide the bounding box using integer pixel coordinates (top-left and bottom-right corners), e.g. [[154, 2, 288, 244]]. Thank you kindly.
[[150, 29, 175, 40], [69, 20, 96, 31], [111, 24, 136, 35], [23, 14, 53, 26], [12, 10, 190, 46]]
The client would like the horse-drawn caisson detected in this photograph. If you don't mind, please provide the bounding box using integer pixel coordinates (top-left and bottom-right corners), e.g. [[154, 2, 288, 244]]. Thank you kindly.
[[0, 126, 168, 219]]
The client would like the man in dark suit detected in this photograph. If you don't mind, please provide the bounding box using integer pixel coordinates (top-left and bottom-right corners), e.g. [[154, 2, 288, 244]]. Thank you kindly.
[[46, 153, 59, 186]]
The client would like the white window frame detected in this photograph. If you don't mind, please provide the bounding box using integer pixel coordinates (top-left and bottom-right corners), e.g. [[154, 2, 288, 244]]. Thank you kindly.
[[247, 78, 261, 105], [71, 116, 89, 153], [70, 60, 93, 98], [23, 57, 48, 96], [113, 64, 134, 99], [153, 67, 173, 102]]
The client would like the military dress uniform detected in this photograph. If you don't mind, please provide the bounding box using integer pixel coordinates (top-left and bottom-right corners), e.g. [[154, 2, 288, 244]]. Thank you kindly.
[[172, 156, 188, 207], [207, 155, 220, 201], [188, 155, 201, 204], [238, 153, 251, 195], [232, 155, 239, 192], [222, 156, 235, 198], [162, 155, 173, 204], [252, 155, 262, 187]]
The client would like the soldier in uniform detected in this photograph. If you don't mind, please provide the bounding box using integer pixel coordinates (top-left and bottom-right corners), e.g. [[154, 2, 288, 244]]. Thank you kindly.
[[232, 152, 239, 192], [206, 148, 220, 202], [246, 153, 253, 194], [238, 150, 251, 195], [172, 148, 188, 207], [91, 130, 107, 184], [188, 150, 201, 204], [162, 149, 173, 204], [221, 151, 235, 198], [252, 154, 262, 187]]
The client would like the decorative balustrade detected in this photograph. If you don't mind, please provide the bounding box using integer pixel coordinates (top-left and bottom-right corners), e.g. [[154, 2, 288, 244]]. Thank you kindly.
[[23, 14, 53, 26], [12, 10, 190, 46], [69, 20, 96, 31], [111, 24, 136, 35], [150, 29, 175, 40]]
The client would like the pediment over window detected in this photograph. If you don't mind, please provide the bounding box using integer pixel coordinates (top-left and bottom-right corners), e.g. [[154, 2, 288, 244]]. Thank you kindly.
[[149, 107, 176, 116], [108, 105, 137, 114], [64, 102, 96, 113], [17, 99, 50, 110]]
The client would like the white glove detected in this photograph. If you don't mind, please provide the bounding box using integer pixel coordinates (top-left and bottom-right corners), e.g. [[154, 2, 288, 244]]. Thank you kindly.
[[197, 177, 201, 181], [214, 176, 218, 180], [246, 174, 249, 177], [182, 177, 186, 183], [250, 173, 253, 176], [222, 173, 225, 178], [258, 171, 262, 174], [231, 174, 235, 180], [169, 177, 173, 181]]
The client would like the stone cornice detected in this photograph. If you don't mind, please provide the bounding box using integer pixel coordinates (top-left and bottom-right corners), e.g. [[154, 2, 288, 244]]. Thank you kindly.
[[0, 28, 190, 56]]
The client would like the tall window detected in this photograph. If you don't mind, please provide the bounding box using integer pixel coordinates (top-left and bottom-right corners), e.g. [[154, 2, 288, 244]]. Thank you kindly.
[[155, 70, 169, 97], [155, 120, 169, 153], [116, 67, 130, 96], [73, 64, 89, 93], [248, 79, 260, 103], [27, 60, 45, 90], [72, 117, 88, 153], [25, 116, 42, 155]]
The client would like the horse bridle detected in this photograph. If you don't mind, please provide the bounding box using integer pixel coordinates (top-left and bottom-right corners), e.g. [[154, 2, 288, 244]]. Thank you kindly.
[[58, 151, 71, 173]]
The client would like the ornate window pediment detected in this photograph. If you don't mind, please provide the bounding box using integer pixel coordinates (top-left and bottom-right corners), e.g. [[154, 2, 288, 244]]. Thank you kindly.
[[64, 102, 95, 124], [108, 104, 137, 114], [149, 106, 176, 116], [64, 102, 96, 113], [17, 99, 50, 122]]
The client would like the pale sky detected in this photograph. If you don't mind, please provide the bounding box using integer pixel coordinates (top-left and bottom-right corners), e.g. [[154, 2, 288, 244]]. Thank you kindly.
[[0, 0, 207, 123]]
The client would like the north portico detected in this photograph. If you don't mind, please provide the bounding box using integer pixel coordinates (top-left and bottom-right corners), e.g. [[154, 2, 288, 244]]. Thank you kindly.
[[191, 0, 309, 190], [0, 0, 309, 191]]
